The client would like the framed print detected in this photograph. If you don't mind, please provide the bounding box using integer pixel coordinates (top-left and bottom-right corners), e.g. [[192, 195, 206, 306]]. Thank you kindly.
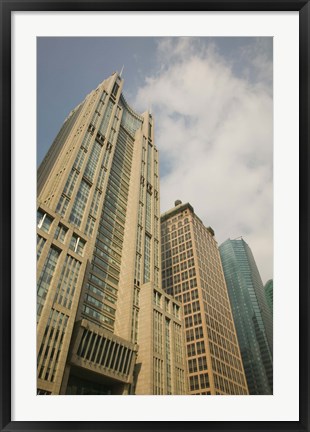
[[1, 1, 309, 431]]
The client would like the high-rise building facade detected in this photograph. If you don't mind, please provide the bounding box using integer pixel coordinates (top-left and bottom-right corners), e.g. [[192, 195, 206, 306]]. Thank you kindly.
[[37, 72, 187, 395], [264, 279, 273, 313], [160, 201, 248, 395], [219, 238, 273, 395]]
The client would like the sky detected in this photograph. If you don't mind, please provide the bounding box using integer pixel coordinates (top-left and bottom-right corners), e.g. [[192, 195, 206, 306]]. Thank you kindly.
[[37, 37, 273, 283]]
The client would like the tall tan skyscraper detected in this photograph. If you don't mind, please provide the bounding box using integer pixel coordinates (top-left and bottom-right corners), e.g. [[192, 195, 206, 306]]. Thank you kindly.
[[161, 201, 248, 395], [37, 72, 187, 395]]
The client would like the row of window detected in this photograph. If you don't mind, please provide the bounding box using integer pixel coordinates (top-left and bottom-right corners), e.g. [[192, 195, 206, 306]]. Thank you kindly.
[[189, 373, 209, 392], [153, 290, 181, 318], [37, 210, 86, 257], [187, 341, 206, 357], [162, 248, 194, 265], [163, 276, 197, 292]]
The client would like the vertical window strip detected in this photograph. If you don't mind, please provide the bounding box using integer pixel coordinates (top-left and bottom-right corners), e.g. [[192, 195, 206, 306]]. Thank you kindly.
[[37, 235, 46, 261], [138, 203, 144, 226], [73, 147, 86, 172], [154, 267, 159, 288], [90, 188, 102, 218], [102, 147, 111, 169], [154, 198, 159, 218], [84, 141, 102, 182], [38, 309, 69, 382], [63, 168, 79, 197], [96, 163, 107, 191], [49, 314, 68, 382], [38, 309, 59, 380], [130, 307, 139, 343], [43, 311, 62, 382], [108, 128, 116, 144], [56, 194, 70, 217], [81, 131, 93, 151], [91, 110, 100, 128], [85, 216, 95, 237], [54, 255, 81, 309], [99, 100, 114, 136], [144, 234, 151, 283], [37, 247, 60, 320], [165, 318, 172, 394], [145, 192, 152, 233], [69, 180, 91, 228], [154, 240, 159, 267], [134, 253, 141, 286], [136, 226, 142, 254], [147, 142, 152, 183]]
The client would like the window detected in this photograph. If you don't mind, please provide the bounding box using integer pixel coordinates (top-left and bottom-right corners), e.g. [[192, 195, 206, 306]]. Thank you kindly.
[[200, 373, 210, 389], [186, 328, 194, 342], [185, 316, 193, 328], [70, 234, 86, 256], [54, 224, 68, 243], [181, 271, 188, 281], [189, 375, 199, 391], [184, 304, 192, 316], [188, 358, 198, 373], [83, 305, 114, 326], [187, 343, 196, 357], [196, 341, 206, 354], [165, 298, 170, 313], [198, 356, 207, 371], [37, 247, 60, 319], [37, 209, 53, 233], [182, 281, 189, 291], [37, 235, 46, 261], [190, 278, 197, 288], [173, 304, 180, 318], [153, 290, 162, 307]]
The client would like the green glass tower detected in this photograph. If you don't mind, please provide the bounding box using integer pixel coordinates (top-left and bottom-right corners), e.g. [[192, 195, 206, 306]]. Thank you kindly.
[[219, 238, 273, 395], [264, 279, 273, 313]]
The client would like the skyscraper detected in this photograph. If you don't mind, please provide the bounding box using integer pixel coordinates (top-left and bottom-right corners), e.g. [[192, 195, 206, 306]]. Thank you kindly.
[[160, 201, 248, 395], [37, 72, 187, 395], [264, 279, 273, 313], [219, 238, 273, 395]]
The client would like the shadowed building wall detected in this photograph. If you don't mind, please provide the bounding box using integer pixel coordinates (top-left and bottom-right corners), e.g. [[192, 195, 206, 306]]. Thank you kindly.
[[160, 201, 248, 395]]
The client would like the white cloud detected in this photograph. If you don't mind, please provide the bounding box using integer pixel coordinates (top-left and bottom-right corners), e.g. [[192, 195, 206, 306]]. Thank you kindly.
[[134, 37, 273, 283]]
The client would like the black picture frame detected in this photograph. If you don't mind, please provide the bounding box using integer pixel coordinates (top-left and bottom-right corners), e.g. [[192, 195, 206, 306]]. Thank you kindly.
[[1, 1, 309, 431]]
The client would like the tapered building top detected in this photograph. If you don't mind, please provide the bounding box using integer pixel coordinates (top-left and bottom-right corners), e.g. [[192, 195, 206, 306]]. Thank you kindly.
[[37, 72, 187, 396]]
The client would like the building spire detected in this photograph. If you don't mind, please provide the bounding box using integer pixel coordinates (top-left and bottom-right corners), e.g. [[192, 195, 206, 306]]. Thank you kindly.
[[120, 65, 124, 77]]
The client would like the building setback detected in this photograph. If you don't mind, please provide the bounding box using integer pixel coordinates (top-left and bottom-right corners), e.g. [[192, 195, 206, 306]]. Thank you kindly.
[[37, 72, 187, 395], [160, 201, 248, 395], [219, 238, 273, 395]]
